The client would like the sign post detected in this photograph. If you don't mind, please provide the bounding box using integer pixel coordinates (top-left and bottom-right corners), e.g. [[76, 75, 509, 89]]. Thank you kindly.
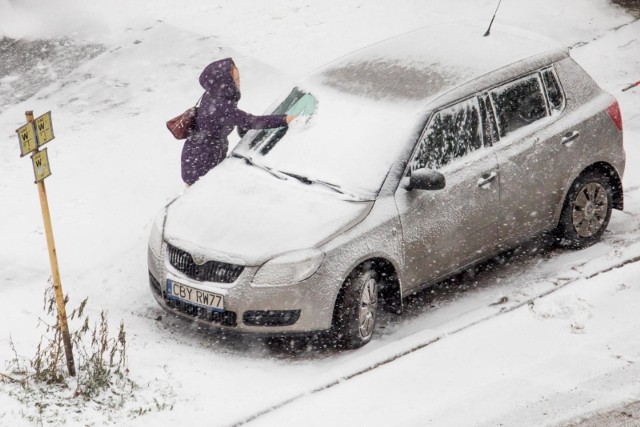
[[17, 111, 75, 377]]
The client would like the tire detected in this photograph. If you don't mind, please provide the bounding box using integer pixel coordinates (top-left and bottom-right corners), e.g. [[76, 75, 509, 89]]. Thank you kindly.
[[556, 171, 613, 248], [332, 268, 380, 349]]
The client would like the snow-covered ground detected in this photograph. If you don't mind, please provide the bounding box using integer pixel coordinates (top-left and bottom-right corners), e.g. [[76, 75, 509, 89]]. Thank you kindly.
[[1, 1, 639, 426]]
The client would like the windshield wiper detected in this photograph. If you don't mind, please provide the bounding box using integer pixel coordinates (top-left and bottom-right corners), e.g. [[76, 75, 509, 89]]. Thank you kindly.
[[231, 157, 367, 201], [231, 153, 286, 180], [283, 172, 344, 195], [280, 171, 366, 201], [281, 171, 313, 185]]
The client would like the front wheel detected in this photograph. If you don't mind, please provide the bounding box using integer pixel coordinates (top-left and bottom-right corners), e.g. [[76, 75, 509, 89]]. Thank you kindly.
[[556, 171, 613, 248], [332, 268, 380, 349]]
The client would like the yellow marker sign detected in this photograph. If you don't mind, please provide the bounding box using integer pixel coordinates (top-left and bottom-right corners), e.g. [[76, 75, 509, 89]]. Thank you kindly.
[[18, 110, 75, 376], [31, 148, 52, 183], [16, 122, 37, 157], [35, 111, 55, 146]]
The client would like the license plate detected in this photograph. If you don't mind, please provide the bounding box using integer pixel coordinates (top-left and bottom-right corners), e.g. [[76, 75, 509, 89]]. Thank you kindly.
[[167, 279, 224, 312]]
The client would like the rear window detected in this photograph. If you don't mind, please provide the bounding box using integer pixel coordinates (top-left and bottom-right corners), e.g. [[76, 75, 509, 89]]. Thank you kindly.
[[491, 75, 548, 137]]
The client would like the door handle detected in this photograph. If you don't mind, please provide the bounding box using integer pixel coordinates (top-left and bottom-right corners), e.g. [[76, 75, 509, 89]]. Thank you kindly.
[[477, 171, 498, 188], [561, 131, 580, 145]]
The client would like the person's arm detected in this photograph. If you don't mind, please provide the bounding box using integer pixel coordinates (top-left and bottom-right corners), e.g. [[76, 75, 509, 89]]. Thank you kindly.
[[235, 109, 295, 129]]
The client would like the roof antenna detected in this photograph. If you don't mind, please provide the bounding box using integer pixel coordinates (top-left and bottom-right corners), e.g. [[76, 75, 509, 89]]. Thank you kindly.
[[483, 0, 503, 37]]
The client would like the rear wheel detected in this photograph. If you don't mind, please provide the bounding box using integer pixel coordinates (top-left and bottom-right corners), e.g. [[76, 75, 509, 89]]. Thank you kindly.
[[332, 268, 380, 349], [556, 171, 613, 248]]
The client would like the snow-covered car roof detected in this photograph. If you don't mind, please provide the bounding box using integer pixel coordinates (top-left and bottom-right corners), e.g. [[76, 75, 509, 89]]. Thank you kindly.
[[310, 21, 567, 104]]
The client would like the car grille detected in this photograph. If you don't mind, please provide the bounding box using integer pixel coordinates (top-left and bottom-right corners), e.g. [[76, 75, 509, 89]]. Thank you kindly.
[[165, 298, 237, 326], [168, 244, 244, 283]]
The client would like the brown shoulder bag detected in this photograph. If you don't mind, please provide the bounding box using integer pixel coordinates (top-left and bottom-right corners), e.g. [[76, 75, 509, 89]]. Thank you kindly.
[[166, 95, 203, 140]]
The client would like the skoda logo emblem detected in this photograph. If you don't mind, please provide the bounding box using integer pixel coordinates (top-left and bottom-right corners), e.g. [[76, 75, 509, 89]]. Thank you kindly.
[[192, 253, 207, 265]]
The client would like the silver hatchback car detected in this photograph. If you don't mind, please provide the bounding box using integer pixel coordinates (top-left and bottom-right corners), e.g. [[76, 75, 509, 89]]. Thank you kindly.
[[149, 23, 625, 348]]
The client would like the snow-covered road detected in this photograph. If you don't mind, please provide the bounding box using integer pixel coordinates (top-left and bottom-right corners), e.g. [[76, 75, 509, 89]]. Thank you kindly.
[[1, 1, 639, 426]]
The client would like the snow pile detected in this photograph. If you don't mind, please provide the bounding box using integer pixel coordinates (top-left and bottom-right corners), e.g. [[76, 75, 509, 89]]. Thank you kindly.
[[531, 293, 593, 334]]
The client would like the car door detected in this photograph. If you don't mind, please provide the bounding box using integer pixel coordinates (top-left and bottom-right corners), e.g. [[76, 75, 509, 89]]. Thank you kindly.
[[490, 69, 571, 247], [395, 97, 499, 292]]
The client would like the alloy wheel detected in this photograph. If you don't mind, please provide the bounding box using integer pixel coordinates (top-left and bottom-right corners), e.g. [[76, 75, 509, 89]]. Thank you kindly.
[[358, 277, 379, 339], [571, 182, 609, 238]]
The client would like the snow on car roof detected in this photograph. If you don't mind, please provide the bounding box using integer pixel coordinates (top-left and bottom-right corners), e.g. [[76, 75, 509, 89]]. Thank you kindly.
[[313, 21, 564, 102]]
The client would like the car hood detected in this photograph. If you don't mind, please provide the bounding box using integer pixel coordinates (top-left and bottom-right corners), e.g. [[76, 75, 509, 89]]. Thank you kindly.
[[163, 158, 373, 266]]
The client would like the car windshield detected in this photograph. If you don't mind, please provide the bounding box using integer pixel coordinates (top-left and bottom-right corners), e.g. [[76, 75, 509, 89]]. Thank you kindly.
[[241, 87, 318, 157], [232, 86, 415, 200]]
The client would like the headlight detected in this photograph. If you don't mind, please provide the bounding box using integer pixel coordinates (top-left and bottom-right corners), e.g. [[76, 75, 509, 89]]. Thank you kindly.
[[149, 208, 166, 254], [252, 249, 324, 286]]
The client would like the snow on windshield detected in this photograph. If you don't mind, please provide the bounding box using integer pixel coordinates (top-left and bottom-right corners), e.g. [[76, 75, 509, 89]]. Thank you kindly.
[[234, 85, 420, 200]]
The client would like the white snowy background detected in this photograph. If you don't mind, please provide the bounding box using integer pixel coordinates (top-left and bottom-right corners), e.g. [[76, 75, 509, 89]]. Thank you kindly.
[[0, 0, 639, 426]]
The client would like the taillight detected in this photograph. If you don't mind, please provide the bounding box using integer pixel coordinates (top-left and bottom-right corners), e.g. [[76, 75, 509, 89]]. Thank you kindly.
[[606, 100, 623, 131]]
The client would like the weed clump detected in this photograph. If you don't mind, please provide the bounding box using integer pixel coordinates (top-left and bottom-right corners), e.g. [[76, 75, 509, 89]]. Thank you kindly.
[[1, 283, 134, 425]]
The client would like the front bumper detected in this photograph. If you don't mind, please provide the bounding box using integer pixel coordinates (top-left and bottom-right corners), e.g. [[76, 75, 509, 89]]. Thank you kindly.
[[148, 244, 338, 334]]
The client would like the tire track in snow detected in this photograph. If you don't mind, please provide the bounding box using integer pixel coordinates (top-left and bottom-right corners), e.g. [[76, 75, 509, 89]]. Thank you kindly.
[[569, 17, 639, 50], [232, 253, 640, 426]]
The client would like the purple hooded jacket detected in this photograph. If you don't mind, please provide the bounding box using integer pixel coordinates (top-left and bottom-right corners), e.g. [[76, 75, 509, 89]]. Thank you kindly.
[[181, 58, 288, 185]]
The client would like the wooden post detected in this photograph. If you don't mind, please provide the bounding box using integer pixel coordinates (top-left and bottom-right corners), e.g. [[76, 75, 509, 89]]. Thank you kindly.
[[26, 111, 76, 377]]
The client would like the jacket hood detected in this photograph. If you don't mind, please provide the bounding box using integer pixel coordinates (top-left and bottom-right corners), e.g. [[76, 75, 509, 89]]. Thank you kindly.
[[199, 58, 241, 102]]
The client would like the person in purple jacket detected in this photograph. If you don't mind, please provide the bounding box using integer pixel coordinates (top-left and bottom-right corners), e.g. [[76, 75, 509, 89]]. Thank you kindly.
[[181, 58, 294, 185]]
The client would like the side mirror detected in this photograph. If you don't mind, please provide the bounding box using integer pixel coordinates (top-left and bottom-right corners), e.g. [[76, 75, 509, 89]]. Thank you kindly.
[[405, 168, 446, 191]]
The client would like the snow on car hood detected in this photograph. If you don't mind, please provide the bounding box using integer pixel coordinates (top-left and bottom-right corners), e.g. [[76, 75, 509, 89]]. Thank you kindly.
[[163, 158, 373, 266]]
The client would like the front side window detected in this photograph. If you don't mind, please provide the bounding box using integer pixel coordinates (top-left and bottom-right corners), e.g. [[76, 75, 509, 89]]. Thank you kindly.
[[541, 67, 565, 114], [491, 75, 548, 137], [410, 97, 482, 171]]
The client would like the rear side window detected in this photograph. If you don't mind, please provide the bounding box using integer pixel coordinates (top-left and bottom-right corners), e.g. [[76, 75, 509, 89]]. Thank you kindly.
[[541, 67, 565, 114], [411, 97, 482, 171], [491, 75, 548, 137]]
